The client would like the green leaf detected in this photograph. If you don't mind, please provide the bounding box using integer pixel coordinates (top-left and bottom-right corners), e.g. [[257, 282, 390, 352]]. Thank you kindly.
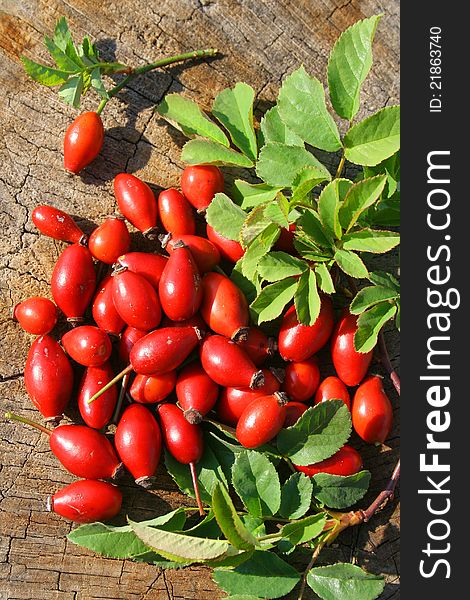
[[257, 252, 306, 282], [183, 509, 222, 539], [181, 139, 253, 168], [342, 228, 400, 254], [315, 263, 335, 294], [334, 249, 369, 279], [212, 83, 258, 160], [241, 225, 280, 280], [307, 563, 385, 600], [21, 56, 70, 86], [130, 520, 237, 563], [67, 522, 149, 559], [58, 75, 83, 107], [344, 106, 400, 166], [263, 195, 290, 229], [44, 36, 83, 72], [90, 67, 109, 99], [80, 36, 100, 63], [294, 269, 321, 326], [279, 472, 313, 519], [291, 167, 332, 204], [232, 180, 282, 209], [53, 17, 75, 53], [232, 450, 281, 518], [241, 515, 266, 538], [350, 285, 398, 314], [369, 270, 400, 291], [240, 204, 273, 248], [277, 66, 342, 151], [277, 401, 352, 466], [157, 94, 229, 146], [319, 179, 354, 240], [280, 513, 327, 546], [260, 106, 304, 146], [212, 483, 258, 550], [256, 143, 330, 187], [297, 209, 333, 249], [354, 302, 397, 352], [312, 471, 371, 509], [206, 192, 247, 241], [231, 259, 259, 304], [328, 16, 381, 120], [363, 191, 400, 227], [213, 551, 301, 599], [250, 277, 298, 324], [339, 175, 387, 232]]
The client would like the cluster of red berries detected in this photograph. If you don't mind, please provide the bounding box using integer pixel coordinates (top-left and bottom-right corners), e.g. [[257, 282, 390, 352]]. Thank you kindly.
[[11, 161, 393, 524]]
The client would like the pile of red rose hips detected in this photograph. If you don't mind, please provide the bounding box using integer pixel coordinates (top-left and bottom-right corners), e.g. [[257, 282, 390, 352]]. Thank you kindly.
[[10, 156, 393, 522]]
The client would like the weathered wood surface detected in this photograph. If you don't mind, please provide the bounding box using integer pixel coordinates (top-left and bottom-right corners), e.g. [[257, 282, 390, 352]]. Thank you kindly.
[[0, 1, 400, 598]]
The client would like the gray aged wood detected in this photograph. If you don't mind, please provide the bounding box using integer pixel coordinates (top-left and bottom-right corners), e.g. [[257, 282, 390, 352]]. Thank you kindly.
[[0, 1, 399, 598]]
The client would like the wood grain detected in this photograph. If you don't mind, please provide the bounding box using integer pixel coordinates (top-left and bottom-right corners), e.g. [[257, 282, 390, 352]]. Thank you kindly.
[[0, 1, 399, 598]]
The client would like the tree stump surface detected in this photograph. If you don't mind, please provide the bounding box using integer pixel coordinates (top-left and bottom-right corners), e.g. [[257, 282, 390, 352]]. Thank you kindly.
[[0, 1, 400, 598]]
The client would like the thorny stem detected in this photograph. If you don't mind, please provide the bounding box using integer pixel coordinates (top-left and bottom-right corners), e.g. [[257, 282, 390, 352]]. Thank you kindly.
[[87, 364, 133, 404], [96, 48, 218, 115], [189, 462, 205, 516], [5, 412, 51, 436], [297, 542, 325, 600]]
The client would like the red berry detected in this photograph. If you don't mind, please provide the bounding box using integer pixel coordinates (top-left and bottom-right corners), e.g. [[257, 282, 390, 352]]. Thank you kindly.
[[48, 480, 122, 523], [236, 392, 288, 448], [14, 297, 58, 335], [130, 371, 177, 404], [206, 224, 245, 263], [314, 376, 351, 411], [78, 362, 118, 429], [112, 270, 161, 331], [278, 296, 334, 361], [158, 188, 196, 235], [176, 362, 219, 424], [115, 252, 168, 289], [88, 217, 131, 265], [294, 445, 363, 477], [236, 327, 276, 367], [282, 358, 320, 402], [163, 234, 220, 273], [114, 173, 157, 234], [283, 401, 309, 427], [32, 205, 86, 244], [61, 325, 112, 367], [118, 326, 147, 364], [157, 403, 203, 464], [352, 375, 393, 444], [92, 275, 126, 336], [180, 165, 224, 211], [331, 310, 373, 387], [63, 112, 104, 174]]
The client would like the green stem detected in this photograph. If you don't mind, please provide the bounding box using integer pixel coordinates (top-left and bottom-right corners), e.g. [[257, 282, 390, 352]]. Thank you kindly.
[[87, 364, 133, 404], [189, 462, 205, 517], [334, 151, 346, 179], [297, 542, 325, 600], [5, 412, 51, 436], [96, 48, 218, 115]]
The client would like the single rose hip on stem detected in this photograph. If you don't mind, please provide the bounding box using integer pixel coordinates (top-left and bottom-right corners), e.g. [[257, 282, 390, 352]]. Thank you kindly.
[[63, 112, 104, 174]]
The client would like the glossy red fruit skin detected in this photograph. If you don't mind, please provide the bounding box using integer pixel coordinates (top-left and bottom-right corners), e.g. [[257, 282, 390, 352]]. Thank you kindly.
[[352, 375, 393, 444], [278, 296, 335, 362], [294, 445, 363, 477], [130, 371, 177, 404], [314, 376, 351, 411], [162, 313, 207, 334], [200, 335, 264, 389], [284, 402, 309, 427], [78, 362, 117, 429], [158, 188, 196, 235], [236, 393, 287, 448], [24, 335, 73, 421], [92, 275, 126, 336], [51, 244, 96, 321], [49, 480, 122, 523], [164, 234, 220, 273], [206, 224, 245, 263], [32, 205, 85, 244], [14, 297, 58, 335], [62, 326, 112, 367], [216, 369, 281, 426], [49, 424, 122, 479], [115, 404, 162, 486], [118, 326, 147, 364], [180, 165, 224, 211], [114, 173, 157, 234], [130, 326, 201, 375], [200, 272, 249, 340], [88, 217, 131, 265], [236, 327, 276, 367], [63, 112, 104, 174], [157, 403, 203, 464], [176, 362, 219, 423], [159, 244, 202, 321], [112, 270, 161, 331], [331, 310, 373, 387], [282, 358, 320, 402], [116, 252, 168, 289]]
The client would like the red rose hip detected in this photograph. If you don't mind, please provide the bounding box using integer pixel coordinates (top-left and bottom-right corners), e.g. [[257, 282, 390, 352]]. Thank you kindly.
[[48, 480, 122, 523], [88, 217, 131, 264], [352, 375, 393, 444], [331, 310, 374, 387], [294, 445, 363, 477], [236, 392, 288, 448], [176, 362, 219, 424], [206, 224, 245, 263], [158, 188, 196, 235], [63, 111, 104, 174], [32, 205, 86, 244], [114, 173, 157, 235], [62, 326, 112, 367], [13, 297, 58, 335], [282, 358, 320, 402], [314, 376, 351, 411], [180, 165, 224, 210]]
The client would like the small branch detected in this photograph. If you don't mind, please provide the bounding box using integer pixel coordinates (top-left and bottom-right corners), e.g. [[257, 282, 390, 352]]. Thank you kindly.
[[297, 542, 324, 600], [360, 460, 400, 522], [334, 152, 346, 179], [378, 331, 400, 395]]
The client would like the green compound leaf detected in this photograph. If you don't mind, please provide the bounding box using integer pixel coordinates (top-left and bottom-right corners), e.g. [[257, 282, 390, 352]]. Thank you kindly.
[[319, 179, 354, 241], [341, 228, 400, 254], [294, 269, 321, 326], [156, 94, 229, 146], [212, 483, 258, 550], [339, 174, 387, 232], [206, 192, 247, 241], [241, 224, 280, 280], [256, 142, 330, 187], [277, 401, 352, 466], [334, 249, 369, 279], [328, 15, 382, 120], [315, 263, 335, 294], [257, 251, 307, 282], [250, 276, 298, 324], [21, 56, 70, 86], [212, 82, 258, 160], [354, 302, 397, 353], [344, 106, 400, 166], [213, 551, 301, 599], [232, 450, 281, 518], [58, 75, 84, 107], [232, 180, 282, 209], [312, 471, 371, 509], [259, 106, 304, 146], [279, 472, 313, 520], [307, 563, 385, 600], [277, 66, 342, 152], [350, 285, 399, 314], [44, 35, 83, 72], [181, 139, 254, 168]]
